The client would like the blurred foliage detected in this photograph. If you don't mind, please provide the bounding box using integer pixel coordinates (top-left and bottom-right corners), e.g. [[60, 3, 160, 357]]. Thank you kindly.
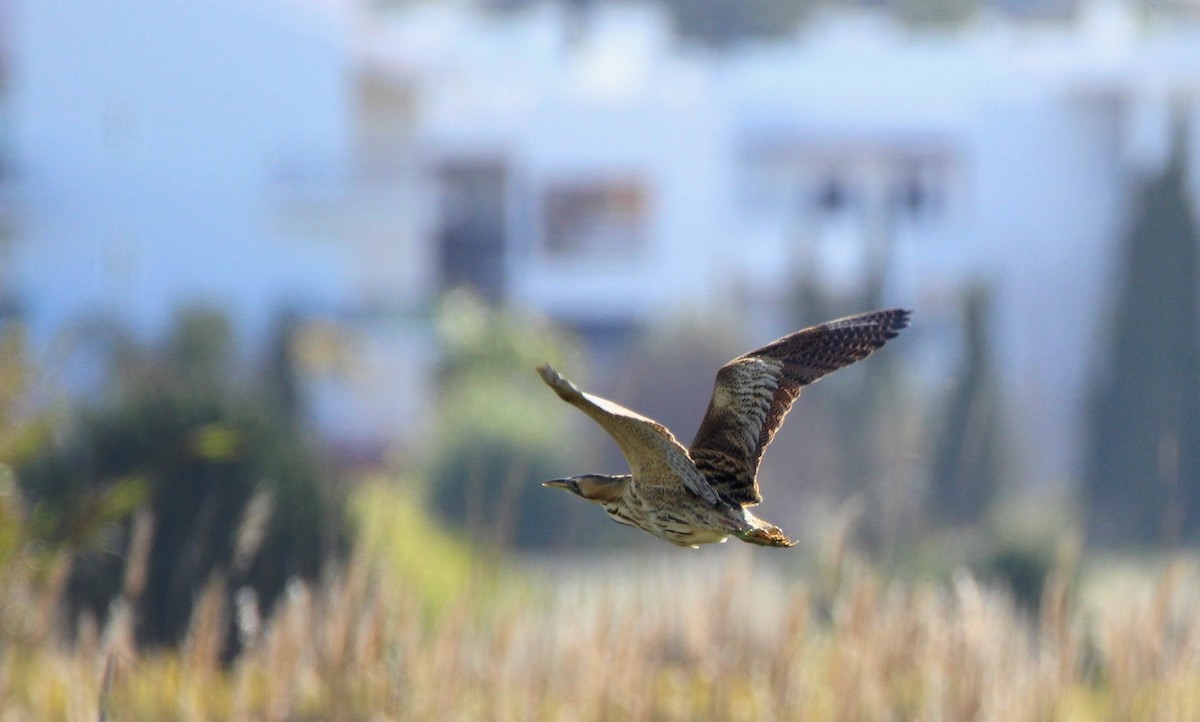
[[1084, 131, 1200, 547], [0, 467, 23, 576], [481, 0, 978, 46], [351, 476, 477, 614], [426, 291, 608, 549], [435, 289, 572, 387], [0, 327, 44, 463], [14, 307, 348, 651], [898, 493, 1078, 616], [661, 0, 809, 47], [977, 496, 1080, 613], [664, 0, 981, 39], [888, 0, 980, 27], [0, 326, 57, 579], [978, 539, 1053, 612], [927, 284, 1005, 527]]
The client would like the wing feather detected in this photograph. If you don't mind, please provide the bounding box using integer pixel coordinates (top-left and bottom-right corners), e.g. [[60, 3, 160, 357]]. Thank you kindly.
[[690, 308, 911, 506], [538, 364, 721, 505]]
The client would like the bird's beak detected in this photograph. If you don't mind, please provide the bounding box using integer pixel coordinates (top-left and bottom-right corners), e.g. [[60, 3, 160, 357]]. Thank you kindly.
[[542, 478, 573, 490]]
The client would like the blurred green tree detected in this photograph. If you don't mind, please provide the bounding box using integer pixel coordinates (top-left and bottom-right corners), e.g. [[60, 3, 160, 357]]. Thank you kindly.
[[426, 291, 611, 549], [1084, 135, 1200, 547], [16, 308, 346, 650], [0, 326, 40, 574], [518, 0, 977, 45], [660, 0, 808, 47], [891, 0, 980, 27], [926, 284, 1005, 527]]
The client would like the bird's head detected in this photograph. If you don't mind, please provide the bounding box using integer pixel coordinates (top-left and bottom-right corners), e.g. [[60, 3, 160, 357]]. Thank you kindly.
[[542, 474, 629, 503]]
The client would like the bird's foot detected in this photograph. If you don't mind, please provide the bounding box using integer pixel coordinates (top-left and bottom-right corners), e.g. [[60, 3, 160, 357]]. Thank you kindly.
[[739, 525, 796, 548]]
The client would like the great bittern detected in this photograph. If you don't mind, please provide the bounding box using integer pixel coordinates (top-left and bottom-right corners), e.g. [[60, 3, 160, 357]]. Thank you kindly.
[[539, 308, 911, 548]]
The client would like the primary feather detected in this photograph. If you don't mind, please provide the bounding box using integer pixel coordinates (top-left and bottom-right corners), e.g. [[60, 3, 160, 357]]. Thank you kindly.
[[690, 308, 912, 506]]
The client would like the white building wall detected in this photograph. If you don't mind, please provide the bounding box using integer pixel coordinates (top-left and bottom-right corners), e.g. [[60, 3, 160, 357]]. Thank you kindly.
[[7, 0, 354, 343], [6, 0, 1200, 470], [3, 0, 440, 454], [512, 85, 729, 324]]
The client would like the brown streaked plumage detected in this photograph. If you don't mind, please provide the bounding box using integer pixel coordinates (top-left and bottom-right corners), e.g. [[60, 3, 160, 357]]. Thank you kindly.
[[539, 308, 911, 548]]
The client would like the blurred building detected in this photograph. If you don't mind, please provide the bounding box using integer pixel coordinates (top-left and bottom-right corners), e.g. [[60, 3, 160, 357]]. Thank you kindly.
[[0, 0, 435, 454], [2, 0, 1199, 480], [386, 0, 1200, 483]]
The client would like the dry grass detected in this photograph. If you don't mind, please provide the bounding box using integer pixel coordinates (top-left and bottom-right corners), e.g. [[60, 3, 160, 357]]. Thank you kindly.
[[3, 484, 1200, 721]]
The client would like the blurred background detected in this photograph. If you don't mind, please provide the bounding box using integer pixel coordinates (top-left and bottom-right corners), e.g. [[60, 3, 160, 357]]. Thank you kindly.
[[1, 0, 1199, 685]]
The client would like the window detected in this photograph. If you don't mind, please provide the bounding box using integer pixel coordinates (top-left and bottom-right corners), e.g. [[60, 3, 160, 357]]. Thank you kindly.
[[737, 133, 957, 236], [814, 172, 859, 216], [542, 179, 649, 259], [436, 161, 508, 301], [889, 155, 948, 224]]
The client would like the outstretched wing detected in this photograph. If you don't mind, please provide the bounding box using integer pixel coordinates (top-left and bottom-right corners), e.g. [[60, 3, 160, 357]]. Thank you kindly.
[[538, 365, 720, 505], [689, 309, 911, 506]]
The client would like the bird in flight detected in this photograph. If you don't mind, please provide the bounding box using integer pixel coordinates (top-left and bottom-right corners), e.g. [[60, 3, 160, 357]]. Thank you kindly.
[[538, 308, 911, 548]]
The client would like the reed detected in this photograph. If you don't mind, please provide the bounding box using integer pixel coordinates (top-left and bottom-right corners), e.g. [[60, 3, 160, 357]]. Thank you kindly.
[[2, 488, 1199, 721]]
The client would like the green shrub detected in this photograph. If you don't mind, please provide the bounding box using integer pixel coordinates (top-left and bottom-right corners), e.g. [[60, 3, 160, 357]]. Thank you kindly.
[[15, 308, 347, 651], [425, 292, 611, 550]]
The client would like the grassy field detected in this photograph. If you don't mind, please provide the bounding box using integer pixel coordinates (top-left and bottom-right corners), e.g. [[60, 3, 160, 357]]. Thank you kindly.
[[3, 481, 1200, 721]]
